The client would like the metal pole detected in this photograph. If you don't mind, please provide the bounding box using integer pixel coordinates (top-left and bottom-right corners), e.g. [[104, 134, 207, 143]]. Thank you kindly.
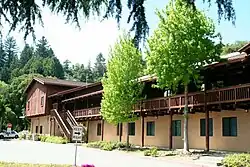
[[74, 140, 77, 167]]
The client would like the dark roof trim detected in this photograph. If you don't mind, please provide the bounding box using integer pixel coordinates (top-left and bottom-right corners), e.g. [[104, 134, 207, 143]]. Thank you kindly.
[[62, 90, 103, 103], [48, 82, 102, 98], [238, 43, 250, 53], [25, 77, 87, 94]]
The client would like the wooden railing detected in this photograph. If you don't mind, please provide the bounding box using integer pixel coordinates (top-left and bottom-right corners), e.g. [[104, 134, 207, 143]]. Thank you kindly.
[[71, 83, 250, 118], [73, 107, 101, 118]]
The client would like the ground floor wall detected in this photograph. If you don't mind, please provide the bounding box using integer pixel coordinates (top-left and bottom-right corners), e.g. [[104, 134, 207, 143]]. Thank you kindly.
[[30, 115, 61, 136], [83, 110, 250, 152]]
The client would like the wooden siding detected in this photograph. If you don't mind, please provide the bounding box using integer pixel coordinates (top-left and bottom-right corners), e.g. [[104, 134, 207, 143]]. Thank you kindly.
[[26, 82, 80, 117], [26, 82, 47, 117]]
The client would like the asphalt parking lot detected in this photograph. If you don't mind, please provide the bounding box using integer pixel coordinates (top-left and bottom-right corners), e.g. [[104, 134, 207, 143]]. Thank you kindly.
[[0, 140, 215, 167]]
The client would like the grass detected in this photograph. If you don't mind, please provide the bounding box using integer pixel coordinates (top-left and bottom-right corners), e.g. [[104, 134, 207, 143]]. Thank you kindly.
[[0, 162, 74, 167]]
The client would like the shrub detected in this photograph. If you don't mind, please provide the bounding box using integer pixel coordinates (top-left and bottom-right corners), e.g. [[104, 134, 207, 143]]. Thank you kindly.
[[86, 141, 128, 151], [44, 136, 68, 144], [221, 153, 250, 167], [144, 147, 158, 157], [39, 135, 49, 142]]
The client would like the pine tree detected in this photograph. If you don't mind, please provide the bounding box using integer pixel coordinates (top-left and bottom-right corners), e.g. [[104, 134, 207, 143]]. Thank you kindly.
[[93, 53, 106, 82]]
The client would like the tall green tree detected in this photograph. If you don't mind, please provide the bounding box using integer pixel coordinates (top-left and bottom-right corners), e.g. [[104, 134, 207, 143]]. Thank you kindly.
[[0, 81, 9, 131], [0, 36, 6, 68], [101, 33, 143, 146], [63, 59, 73, 80], [86, 61, 94, 83], [222, 41, 249, 55], [0, 0, 235, 47], [71, 63, 87, 82], [146, 0, 222, 152], [93, 53, 106, 82], [19, 44, 34, 68], [0, 37, 18, 83], [7, 73, 43, 131]]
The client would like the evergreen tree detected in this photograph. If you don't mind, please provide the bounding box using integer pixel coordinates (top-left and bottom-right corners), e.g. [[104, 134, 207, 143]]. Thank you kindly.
[[36, 36, 53, 58], [63, 60, 73, 80], [93, 53, 106, 82], [19, 44, 34, 68]]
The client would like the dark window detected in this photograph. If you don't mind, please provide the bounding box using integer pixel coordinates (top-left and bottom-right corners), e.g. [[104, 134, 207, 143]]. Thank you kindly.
[[128, 122, 135, 136], [97, 123, 101, 136], [200, 118, 213, 136], [146, 121, 155, 136], [117, 123, 123, 136], [172, 120, 181, 136], [40, 126, 43, 134], [35, 126, 38, 133], [222, 117, 237, 136], [41, 96, 44, 106]]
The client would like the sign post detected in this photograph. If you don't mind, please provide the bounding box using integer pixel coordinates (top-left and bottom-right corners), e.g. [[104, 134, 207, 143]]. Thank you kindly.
[[72, 126, 83, 167]]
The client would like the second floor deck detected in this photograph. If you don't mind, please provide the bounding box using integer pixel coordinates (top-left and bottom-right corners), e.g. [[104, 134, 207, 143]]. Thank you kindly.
[[70, 83, 250, 118]]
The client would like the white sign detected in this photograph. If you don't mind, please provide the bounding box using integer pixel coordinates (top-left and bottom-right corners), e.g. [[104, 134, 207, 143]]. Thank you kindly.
[[7, 128, 11, 133], [72, 126, 83, 142]]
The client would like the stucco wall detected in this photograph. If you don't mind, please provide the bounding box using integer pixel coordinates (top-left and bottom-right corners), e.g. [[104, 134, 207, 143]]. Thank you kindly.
[[30, 116, 62, 136], [87, 110, 250, 152]]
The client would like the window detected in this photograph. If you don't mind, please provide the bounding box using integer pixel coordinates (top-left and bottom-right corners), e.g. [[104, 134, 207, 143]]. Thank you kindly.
[[97, 123, 101, 136], [222, 117, 237, 136], [128, 122, 135, 136], [41, 96, 44, 106], [172, 120, 181, 136], [146, 121, 155, 136], [35, 126, 38, 133], [117, 123, 123, 136], [200, 118, 213, 136], [40, 126, 43, 134]]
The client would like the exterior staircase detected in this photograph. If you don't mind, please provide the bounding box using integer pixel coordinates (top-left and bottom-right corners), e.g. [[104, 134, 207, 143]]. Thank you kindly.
[[51, 109, 78, 141]]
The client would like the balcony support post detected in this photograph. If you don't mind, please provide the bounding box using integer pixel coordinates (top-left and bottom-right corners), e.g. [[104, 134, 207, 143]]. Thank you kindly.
[[204, 82, 209, 152], [86, 120, 89, 143], [101, 119, 104, 141], [169, 110, 173, 150], [141, 114, 145, 147], [119, 123, 122, 142]]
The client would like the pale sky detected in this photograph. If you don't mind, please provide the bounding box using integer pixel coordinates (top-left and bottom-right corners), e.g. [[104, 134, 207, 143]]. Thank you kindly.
[[2, 0, 250, 66]]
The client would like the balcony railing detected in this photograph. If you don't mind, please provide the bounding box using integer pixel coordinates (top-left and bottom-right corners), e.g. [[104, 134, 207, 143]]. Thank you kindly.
[[71, 83, 250, 118], [73, 107, 101, 118]]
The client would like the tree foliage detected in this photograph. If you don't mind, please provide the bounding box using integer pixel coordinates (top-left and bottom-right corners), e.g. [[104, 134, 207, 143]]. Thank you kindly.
[[221, 41, 249, 55], [101, 33, 143, 124], [146, 0, 222, 152], [0, 0, 235, 47], [93, 53, 106, 82]]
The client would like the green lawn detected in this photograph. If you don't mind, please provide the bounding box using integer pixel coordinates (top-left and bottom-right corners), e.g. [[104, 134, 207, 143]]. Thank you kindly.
[[0, 162, 74, 167]]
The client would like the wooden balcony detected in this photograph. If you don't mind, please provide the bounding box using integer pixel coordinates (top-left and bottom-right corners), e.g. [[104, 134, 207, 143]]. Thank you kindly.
[[73, 107, 101, 118], [72, 83, 250, 118]]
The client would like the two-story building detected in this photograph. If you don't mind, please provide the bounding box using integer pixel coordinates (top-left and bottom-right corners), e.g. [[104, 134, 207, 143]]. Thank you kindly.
[[25, 43, 250, 152], [24, 77, 88, 136]]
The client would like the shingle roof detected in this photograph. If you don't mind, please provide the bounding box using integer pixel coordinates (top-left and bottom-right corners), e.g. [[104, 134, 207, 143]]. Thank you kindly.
[[34, 77, 88, 87], [25, 77, 89, 93]]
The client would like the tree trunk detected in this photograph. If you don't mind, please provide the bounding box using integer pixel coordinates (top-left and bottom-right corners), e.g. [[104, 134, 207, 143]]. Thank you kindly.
[[126, 122, 130, 149], [183, 84, 189, 152]]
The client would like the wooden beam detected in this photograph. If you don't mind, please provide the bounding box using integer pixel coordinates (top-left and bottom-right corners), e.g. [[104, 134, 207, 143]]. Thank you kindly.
[[86, 120, 89, 143], [53, 118, 55, 136], [141, 115, 145, 147], [204, 83, 209, 152], [169, 110, 173, 150], [119, 123, 122, 142], [101, 119, 104, 141]]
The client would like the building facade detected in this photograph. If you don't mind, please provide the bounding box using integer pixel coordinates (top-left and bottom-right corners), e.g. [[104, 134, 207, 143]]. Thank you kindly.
[[25, 44, 250, 152]]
